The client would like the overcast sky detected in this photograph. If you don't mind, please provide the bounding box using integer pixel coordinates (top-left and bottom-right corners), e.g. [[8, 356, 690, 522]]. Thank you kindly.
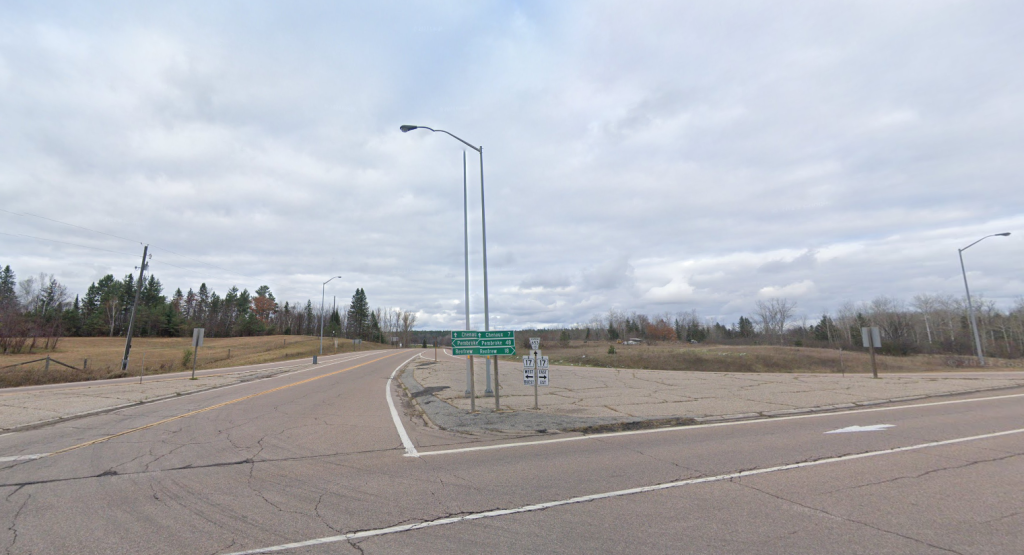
[[2, 1, 1022, 330]]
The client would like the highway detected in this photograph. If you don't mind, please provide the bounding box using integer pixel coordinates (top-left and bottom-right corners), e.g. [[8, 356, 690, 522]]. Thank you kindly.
[[0, 349, 1020, 554]]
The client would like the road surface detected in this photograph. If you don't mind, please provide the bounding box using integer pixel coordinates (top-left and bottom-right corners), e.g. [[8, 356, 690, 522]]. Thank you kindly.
[[0, 349, 1020, 554]]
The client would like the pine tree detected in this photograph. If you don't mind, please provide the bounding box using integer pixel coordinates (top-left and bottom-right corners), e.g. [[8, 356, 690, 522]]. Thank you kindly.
[[0, 265, 16, 309], [607, 321, 619, 341], [346, 288, 370, 340]]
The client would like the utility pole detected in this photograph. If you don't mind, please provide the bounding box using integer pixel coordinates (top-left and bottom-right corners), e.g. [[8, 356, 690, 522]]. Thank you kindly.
[[121, 245, 149, 371]]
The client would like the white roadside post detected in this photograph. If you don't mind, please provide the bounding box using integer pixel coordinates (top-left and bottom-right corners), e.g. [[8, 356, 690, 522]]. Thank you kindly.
[[191, 328, 205, 380], [861, 326, 881, 378]]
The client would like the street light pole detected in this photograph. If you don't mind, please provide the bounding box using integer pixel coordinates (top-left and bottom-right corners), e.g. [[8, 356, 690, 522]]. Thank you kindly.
[[958, 232, 1010, 367], [401, 125, 495, 402], [463, 151, 473, 399], [320, 275, 342, 356]]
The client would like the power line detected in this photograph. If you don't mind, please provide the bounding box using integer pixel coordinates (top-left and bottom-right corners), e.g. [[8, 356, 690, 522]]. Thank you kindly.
[[2, 231, 202, 274], [0, 231, 141, 258], [0, 208, 141, 246], [2, 208, 248, 279]]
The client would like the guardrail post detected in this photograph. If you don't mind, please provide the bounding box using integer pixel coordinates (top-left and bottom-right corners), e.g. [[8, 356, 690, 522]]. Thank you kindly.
[[83, 359, 88, 370], [45, 356, 50, 372]]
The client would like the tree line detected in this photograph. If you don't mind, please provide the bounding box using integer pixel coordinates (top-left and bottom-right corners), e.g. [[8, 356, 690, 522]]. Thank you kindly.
[[0, 265, 418, 354], [534, 294, 1024, 359]]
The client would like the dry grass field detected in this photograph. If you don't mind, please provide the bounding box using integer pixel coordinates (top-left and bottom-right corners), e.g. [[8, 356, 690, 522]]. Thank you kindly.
[[0, 335, 389, 388], [540, 341, 1021, 374]]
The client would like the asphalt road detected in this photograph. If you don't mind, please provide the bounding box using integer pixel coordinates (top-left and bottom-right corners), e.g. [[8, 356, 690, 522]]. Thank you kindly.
[[0, 349, 1021, 554]]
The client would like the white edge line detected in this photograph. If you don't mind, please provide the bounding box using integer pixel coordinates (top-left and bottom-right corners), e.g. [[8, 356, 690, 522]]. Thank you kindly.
[[387, 353, 422, 457], [416, 390, 1024, 457], [223, 425, 1024, 555], [0, 453, 48, 462]]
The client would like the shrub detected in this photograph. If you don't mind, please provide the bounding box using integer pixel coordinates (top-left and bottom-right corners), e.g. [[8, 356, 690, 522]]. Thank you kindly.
[[181, 348, 193, 368], [607, 345, 616, 354]]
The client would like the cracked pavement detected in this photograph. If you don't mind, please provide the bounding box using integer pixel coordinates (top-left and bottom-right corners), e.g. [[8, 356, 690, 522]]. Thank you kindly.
[[0, 349, 1020, 553]]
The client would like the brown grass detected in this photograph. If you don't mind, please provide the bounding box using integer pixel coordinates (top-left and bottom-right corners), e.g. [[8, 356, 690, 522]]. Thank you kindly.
[[0, 335, 389, 388], [540, 341, 1022, 374]]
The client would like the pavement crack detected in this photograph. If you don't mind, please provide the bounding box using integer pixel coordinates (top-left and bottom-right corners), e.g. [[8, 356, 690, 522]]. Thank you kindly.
[[735, 481, 965, 555], [314, 493, 341, 533], [5, 490, 30, 554], [829, 452, 1023, 494]]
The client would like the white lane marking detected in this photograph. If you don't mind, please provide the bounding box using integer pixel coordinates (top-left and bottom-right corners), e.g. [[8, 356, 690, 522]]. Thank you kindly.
[[387, 353, 422, 457], [0, 454, 48, 462], [825, 424, 895, 434], [417, 391, 1024, 457], [224, 425, 1024, 555]]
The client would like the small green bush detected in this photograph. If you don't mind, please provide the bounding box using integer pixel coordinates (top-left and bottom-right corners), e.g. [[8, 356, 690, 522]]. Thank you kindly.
[[607, 345, 616, 354], [181, 348, 193, 368]]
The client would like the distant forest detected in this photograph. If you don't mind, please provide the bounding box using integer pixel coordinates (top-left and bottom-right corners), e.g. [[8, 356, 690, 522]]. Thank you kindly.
[[0, 265, 417, 354]]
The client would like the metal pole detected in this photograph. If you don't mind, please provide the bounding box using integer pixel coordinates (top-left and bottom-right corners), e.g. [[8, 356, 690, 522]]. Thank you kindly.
[[463, 151, 473, 397], [320, 282, 326, 356], [469, 355, 476, 412], [191, 344, 198, 379], [140, 352, 145, 384], [121, 245, 148, 371], [534, 354, 539, 410], [960, 248, 986, 366], [869, 337, 878, 379], [479, 146, 494, 397]]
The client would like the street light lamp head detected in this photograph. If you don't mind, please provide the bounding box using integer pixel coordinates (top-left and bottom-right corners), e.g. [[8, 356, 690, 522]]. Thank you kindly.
[[996, 232, 1011, 237], [399, 125, 419, 133]]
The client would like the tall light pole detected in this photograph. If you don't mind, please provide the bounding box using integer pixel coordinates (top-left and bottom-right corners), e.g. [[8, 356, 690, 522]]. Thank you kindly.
[[401, 125, 495, 398], [321, 275, 343, 355], [958, 232, 1010, 366]]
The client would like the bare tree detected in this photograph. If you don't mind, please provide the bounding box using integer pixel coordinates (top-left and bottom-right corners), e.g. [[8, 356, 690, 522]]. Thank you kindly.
[[754, 298, 797, 344], [399, 310, 417, 347]]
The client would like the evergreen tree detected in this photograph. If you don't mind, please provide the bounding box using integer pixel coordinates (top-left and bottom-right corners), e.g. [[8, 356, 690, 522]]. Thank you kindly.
[[0, 265, 16, 309], [345, 288, 370, 340], [607, 321, 619, 341], [737, 316, 755, 338]]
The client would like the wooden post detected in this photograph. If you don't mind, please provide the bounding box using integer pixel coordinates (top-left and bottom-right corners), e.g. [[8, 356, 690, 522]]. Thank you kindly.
[[45, 356, 50, 372]]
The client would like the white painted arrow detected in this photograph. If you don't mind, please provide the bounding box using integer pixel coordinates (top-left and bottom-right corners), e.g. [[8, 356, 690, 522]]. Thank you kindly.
[[825, 424, 895, 434]]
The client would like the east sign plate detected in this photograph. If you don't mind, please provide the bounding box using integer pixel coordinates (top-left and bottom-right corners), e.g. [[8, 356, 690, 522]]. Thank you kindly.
[[450, 330, 516, 356]]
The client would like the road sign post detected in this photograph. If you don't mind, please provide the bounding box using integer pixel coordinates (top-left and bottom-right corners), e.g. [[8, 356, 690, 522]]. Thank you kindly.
[[452, 331, 516, 411], [191, 328, 204, 380], [862, 326, 881, 378], [523, 337, 550, 409]]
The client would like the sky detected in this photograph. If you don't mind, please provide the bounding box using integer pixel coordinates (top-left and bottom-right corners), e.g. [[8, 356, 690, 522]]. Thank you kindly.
[[1, 1, 1022, 330]]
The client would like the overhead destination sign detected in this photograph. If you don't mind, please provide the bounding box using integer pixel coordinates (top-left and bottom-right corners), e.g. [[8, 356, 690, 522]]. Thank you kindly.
[[451, 330, 516, 356]]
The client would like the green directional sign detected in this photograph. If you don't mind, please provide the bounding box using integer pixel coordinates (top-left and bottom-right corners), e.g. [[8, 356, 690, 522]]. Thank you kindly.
[[451, 330, 515, 339], [452, 346, 517, 356], [450, 330, 516, 356]]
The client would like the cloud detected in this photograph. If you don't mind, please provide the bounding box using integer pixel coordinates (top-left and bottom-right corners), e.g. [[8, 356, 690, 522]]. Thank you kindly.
[[1, 2, 1022, 330], [758, 280, 817, 299]]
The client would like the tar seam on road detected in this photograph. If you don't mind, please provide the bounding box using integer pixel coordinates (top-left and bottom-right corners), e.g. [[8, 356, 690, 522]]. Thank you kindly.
[[43, 351, 406, 458], [414, 390, 1024, 457], [223, 425, 1024, 555], [387, 353, 422, 457]]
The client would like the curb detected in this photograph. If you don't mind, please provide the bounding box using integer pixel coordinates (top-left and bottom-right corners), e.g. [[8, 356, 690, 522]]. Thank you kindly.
[[400, 365, 1024, 434]]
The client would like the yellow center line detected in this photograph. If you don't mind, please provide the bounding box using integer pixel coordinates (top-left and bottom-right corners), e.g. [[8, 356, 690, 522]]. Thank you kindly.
[[46, 351, 405, 457]]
